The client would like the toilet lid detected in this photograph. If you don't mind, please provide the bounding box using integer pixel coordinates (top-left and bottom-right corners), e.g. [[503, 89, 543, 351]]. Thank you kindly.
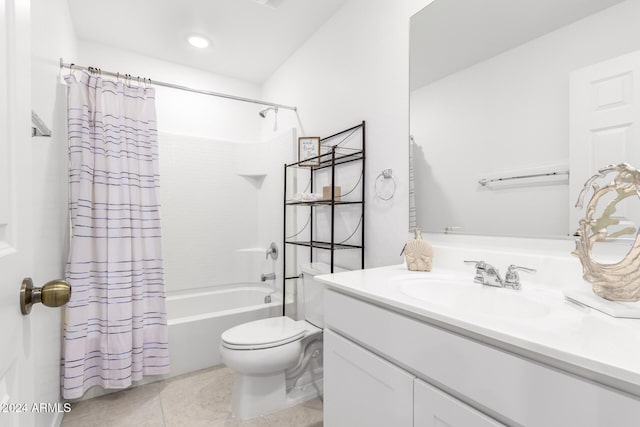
[[221, 317, 307, 350]]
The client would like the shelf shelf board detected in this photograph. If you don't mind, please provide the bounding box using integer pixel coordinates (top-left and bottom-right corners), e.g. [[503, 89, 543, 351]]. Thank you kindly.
[[285, 200, 364, 206], [285, 240, 363, 250], [286, 150, 364, 170]]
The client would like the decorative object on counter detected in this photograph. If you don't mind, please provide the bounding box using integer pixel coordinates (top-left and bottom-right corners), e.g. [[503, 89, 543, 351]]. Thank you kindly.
[[322, 186, 341, 201], [402, 228, 433, 272], [573, 163, 640, 302], [298, 136, 321, 166], [375, 168, 396, 200]]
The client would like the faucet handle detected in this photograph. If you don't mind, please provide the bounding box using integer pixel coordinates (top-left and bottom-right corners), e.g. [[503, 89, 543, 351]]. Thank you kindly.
[[506, 265, 536, 274], [464, 260, 486, 285], [266, 242, 278, 260], [504, 265, 536, 290], [464, 260, 485, 268]]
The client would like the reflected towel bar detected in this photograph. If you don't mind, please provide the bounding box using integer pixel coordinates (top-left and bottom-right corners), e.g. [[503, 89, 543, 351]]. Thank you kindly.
[[478, 170, 569, 186]]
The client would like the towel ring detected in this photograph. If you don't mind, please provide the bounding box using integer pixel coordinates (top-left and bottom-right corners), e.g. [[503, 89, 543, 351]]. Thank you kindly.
[[375, 169, 396, 201]]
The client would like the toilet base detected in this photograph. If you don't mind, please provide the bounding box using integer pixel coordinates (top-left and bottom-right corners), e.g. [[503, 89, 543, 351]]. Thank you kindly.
[[230, 371, 323, 420]]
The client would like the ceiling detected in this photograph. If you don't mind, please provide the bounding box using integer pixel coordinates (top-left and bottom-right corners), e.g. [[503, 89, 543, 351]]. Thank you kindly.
[[410, 0, 626, 91], [68, 0, 346, 84]]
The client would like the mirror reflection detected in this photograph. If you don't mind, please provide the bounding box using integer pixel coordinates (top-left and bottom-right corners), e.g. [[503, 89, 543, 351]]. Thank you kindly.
[[409, 0, 640, 237]]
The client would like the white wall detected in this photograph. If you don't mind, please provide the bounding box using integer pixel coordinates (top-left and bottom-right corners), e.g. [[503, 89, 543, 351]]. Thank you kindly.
[[261, 0, 430, 268], [77, 41, 263, 142], [411, 0, 640, 237], [30, 0, 77, 425]]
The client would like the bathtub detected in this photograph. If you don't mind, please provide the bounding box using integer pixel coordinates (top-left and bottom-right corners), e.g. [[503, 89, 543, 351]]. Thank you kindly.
[[166, 284, 282, 378]]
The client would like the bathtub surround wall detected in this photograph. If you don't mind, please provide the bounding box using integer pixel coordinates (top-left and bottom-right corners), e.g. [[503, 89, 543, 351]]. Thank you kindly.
[[159, 130, 295, 294], [30, 0, 77, 425], [254, 129, 298, 297]]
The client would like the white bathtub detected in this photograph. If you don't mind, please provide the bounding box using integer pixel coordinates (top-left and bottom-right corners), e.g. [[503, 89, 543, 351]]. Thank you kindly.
[[166, 284, 282, 378]]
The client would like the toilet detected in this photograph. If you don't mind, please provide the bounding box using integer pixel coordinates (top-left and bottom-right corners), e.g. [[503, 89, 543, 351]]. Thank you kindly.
[[220, 262, 344, 419]]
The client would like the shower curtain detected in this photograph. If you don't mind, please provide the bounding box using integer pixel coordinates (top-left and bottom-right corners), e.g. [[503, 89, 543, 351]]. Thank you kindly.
[[62, 71, 169, 399]]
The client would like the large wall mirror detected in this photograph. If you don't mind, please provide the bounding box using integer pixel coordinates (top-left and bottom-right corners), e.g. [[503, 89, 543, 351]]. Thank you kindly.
[[410, 0, 640, 238]]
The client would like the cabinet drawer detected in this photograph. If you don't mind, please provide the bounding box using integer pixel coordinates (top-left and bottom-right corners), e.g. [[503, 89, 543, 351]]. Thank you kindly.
[[325, 289, 640, 427], [414, 379, 505, 427], [324, 329, 415, 427]]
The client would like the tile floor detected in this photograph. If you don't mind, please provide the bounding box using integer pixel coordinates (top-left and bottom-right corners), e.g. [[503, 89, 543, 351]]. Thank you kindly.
[[61, 365, 323, 427]]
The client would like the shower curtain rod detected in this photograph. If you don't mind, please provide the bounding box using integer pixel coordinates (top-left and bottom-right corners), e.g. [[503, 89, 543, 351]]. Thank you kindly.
[[59, 58, 297, 111]]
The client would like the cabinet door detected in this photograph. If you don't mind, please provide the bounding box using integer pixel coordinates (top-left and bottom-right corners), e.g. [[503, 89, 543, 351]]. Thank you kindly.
[[324, 329, 415, 427], [414, 379, 505, 427]]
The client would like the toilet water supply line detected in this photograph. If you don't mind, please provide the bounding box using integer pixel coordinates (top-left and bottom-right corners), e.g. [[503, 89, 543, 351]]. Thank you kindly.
[[285, 339, 323, 391]]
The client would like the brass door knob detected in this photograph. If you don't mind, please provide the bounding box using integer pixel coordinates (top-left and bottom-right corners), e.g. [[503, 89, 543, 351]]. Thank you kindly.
[[20, 278, 71, 315]]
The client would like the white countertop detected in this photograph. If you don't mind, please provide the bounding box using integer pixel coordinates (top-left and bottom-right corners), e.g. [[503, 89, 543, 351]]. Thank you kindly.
[[316, 264, 640, 396]]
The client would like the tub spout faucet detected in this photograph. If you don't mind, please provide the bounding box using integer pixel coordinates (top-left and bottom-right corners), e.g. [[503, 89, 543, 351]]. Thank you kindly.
[[261, 272, 276, 282]]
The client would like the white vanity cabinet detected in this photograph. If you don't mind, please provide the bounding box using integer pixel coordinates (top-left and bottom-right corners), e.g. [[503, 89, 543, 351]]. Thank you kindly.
[[325, 326, 503, 427], [414, 379, 504, 427], [323, 287, 640, 427], [324, 329, 414, 427]]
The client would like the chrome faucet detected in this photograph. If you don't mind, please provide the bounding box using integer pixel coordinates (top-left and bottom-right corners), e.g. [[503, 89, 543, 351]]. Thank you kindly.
[[503, 265, 536, 290], [261, 272, 276, 282], [464, 261, 504, 287], [464, 261, 536, 290]]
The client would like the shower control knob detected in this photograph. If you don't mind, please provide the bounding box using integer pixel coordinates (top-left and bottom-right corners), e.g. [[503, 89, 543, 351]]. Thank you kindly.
[[20, 277, 71, 315], [266, 242, 278, 260]]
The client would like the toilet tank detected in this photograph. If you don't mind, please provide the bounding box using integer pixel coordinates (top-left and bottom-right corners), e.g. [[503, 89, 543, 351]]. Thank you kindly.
[[301, 262, 347, 328]]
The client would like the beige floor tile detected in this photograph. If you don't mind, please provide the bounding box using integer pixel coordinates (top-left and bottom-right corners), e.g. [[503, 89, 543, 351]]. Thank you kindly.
[[59, 365, 323, 427], [263, 398, 323, 427], [62, 382, 165, 427], [213, 414, 270, 427], [160, 365, 234, 426]]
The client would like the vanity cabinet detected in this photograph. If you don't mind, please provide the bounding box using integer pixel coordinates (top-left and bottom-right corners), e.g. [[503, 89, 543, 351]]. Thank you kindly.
[[324, 329, 414, 427], [324, 288, 640, 427], [325, 327, 504, 427], [414, 379, 504, 427]]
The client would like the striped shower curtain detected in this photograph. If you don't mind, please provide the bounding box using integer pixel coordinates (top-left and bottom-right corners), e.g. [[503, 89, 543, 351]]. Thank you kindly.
[[62, 71, 169, 399]]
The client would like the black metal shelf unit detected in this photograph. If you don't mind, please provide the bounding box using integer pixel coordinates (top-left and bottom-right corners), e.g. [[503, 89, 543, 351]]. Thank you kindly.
[[282, 121, 365, 314]]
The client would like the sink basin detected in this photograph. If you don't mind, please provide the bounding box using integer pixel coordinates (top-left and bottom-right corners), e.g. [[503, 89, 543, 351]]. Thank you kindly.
[[398, 281, 552, 319]]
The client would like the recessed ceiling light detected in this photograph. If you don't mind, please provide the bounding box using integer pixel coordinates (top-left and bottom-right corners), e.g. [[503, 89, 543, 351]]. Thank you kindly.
[[187, 35, 210, 49]]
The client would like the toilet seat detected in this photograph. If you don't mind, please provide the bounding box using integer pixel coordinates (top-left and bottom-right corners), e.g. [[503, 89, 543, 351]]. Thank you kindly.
[[221, 317, 308, 350]]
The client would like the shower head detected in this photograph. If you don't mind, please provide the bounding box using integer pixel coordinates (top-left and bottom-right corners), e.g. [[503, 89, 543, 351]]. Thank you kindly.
[[259, 106, 278, 118]]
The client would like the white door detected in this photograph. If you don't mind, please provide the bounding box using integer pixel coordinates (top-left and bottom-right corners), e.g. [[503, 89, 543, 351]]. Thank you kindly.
[[0, 1, 35, 426], [569, 50, 640, 232]]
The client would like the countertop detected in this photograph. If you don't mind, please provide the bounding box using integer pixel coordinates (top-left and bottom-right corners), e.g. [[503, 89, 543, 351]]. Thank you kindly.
[[316, 264, 640, 396]]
